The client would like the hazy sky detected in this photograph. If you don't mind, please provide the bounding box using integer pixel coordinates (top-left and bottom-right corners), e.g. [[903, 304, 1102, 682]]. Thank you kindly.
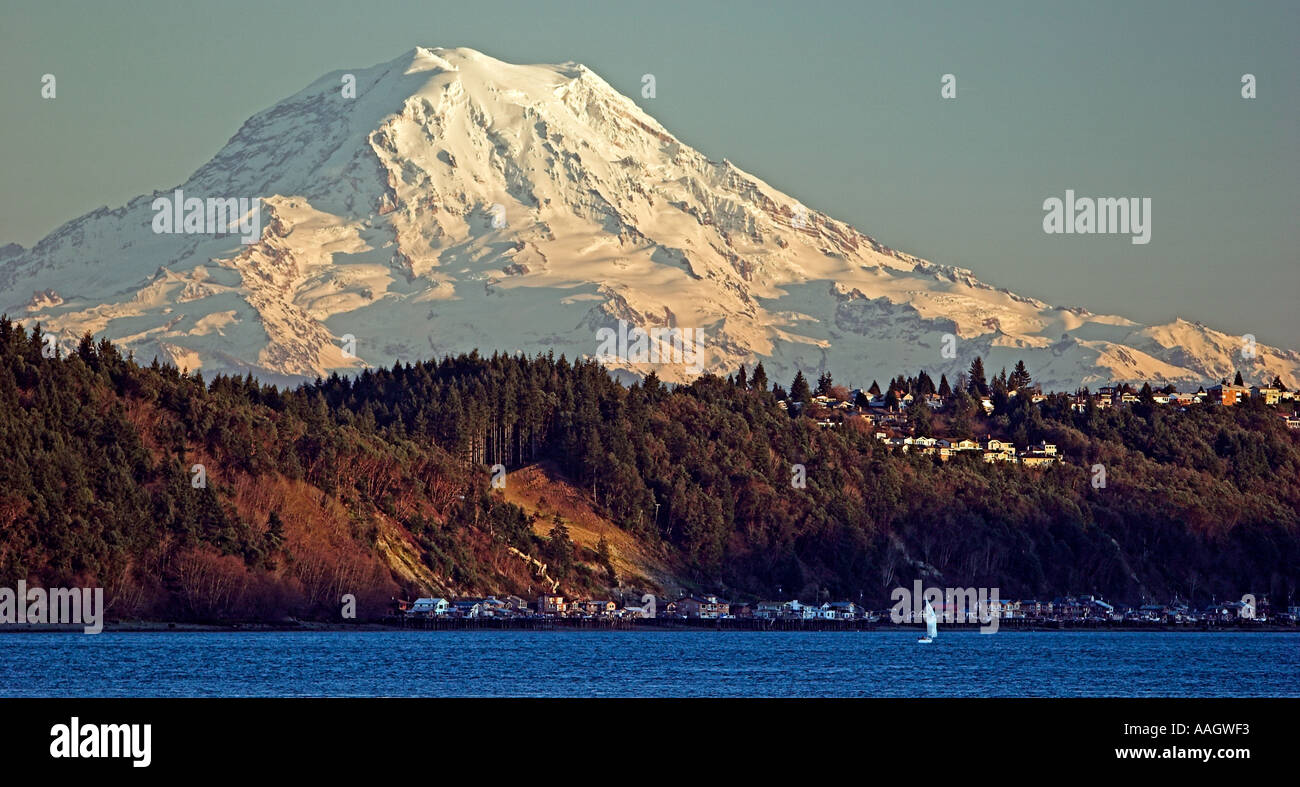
[[2, 0, 1296, 346]]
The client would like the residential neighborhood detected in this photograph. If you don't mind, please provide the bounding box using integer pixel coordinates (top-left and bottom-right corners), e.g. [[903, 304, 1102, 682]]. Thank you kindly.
[[776, 371, 1300, 469], [872, 433, 1062, 466], [391, 592, 1295, 627]]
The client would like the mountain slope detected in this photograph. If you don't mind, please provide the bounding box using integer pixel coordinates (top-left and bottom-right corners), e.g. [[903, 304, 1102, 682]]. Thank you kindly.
[[2, 46, 1296, 391]]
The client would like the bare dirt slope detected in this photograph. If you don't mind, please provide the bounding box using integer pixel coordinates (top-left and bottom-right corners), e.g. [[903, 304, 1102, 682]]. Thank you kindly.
[[502, 461, 688, 596]]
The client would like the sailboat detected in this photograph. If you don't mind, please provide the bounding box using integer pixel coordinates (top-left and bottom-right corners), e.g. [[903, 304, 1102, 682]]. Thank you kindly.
[[918, 599, 938, 643]]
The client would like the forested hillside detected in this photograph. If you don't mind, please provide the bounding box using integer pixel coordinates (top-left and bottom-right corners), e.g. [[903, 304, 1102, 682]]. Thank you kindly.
[[2, 316, 1297, 620]]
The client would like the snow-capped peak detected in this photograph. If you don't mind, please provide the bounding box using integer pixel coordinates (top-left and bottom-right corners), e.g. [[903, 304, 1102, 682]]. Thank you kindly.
[[2, 47, 1296, 391]]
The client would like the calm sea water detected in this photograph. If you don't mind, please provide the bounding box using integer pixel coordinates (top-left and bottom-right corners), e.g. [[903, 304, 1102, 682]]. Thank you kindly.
[[0, 630, 1295, 697]]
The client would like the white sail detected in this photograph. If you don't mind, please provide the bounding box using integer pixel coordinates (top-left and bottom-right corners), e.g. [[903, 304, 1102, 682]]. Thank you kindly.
[[924, 600, 938, 639]]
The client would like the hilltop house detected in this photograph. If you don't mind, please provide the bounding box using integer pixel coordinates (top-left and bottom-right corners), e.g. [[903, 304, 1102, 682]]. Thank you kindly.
[[1207, 384, 1250, 406], [1251, 386, 1282, 405]]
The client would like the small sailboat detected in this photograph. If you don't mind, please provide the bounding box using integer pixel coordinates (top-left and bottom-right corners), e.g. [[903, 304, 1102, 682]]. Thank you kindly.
[[918, 599, 938, 643]]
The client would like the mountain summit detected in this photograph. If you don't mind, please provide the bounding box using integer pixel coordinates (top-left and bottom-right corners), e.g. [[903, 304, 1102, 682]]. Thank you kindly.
[[3, 47, 1296, 389]]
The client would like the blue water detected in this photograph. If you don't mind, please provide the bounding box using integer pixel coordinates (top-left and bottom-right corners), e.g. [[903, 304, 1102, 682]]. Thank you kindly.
[[0, 630, 1295, 697]]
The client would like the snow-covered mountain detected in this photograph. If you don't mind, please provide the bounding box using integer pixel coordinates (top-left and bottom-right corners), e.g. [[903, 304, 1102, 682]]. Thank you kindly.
[[2, 46, 1296, 391]]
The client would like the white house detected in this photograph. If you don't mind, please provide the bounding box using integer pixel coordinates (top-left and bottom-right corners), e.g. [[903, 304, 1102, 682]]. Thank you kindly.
[[826, 601, 859, 619], [451, 600, 482, 618], [408, 597, 450, 616]]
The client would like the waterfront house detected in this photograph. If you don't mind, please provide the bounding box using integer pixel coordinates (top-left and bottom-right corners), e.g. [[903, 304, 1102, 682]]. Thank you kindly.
[[1050, 597, 1084, 618], [826, 601, 859, 619], [580, 600, 617, 616], [537, 593, 565, 615], [1083, 596, 1116, 619], [791, 601, 819, 620], [989, 599, 1019, 620], [1018, 600, 1043, 618], [1138, 604, 1167, 622], [408, 597, 450, 617], [675, 595, 731, 619], [620, 600, 653, 618], [478, 596, 509, 616], [452, 600, 483, 618], [754, 601, 793, 620]]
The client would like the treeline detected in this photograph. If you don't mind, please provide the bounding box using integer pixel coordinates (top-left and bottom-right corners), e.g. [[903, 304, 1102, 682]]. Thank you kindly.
[[2, 316, 1298, 618]]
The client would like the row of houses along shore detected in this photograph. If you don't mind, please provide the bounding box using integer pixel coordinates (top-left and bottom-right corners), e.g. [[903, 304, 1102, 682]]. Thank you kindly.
[[390, 593, 1299, 626]]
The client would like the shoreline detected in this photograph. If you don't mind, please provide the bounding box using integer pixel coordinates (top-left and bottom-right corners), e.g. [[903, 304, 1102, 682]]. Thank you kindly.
[[1, 620, 1295, 634]]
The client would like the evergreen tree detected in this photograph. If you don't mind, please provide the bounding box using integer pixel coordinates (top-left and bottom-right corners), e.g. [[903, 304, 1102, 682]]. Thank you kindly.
[[949, 392, 975, 438], [915, 370, 935, 397], [790, 370, 812, 403], [990, 375, 1010, 416], [905, 397, 932, 434], [967, 357, 988, 396], [1010, 360, 1031, 390]]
